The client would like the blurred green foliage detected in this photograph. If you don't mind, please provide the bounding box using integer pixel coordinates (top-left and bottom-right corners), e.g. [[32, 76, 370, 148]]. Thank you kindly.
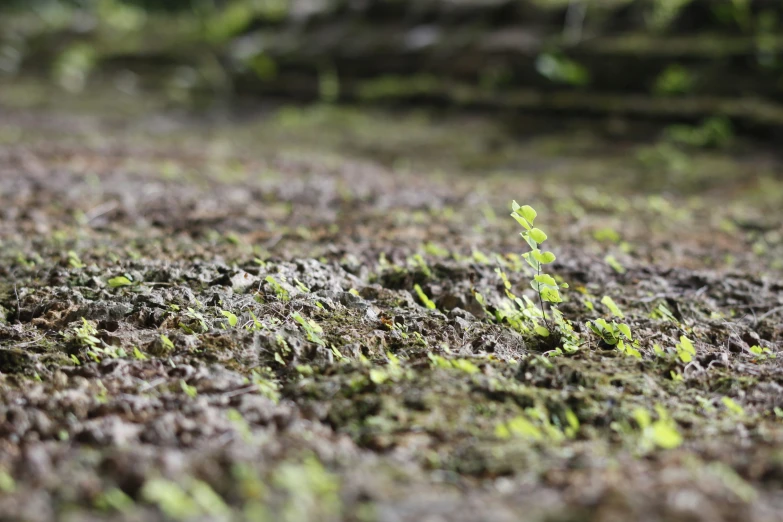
[[1, 0, 782, 132]]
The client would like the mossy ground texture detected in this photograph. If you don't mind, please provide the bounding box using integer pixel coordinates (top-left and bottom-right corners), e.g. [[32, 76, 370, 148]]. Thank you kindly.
[[0, 81, 782, 522]]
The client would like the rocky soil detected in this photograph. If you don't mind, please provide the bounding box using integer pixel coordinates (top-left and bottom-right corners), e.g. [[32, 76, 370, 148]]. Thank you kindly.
[[0, 79, 782, 521]]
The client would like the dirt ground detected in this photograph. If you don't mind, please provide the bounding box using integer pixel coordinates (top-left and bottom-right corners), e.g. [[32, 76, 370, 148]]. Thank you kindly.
[[0, 79, 782, 522]]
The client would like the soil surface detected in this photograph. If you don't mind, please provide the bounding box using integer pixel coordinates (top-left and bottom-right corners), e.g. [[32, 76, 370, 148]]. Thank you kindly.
[[0, 79, 782, 522]]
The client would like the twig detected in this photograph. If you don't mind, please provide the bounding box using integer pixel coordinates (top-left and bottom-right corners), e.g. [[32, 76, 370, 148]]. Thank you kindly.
[[15, 334, 46, 347], [222, 385, 258, 399], [757, 305, 783, 323], [14, 283, 20, 323], [85, 200, 118, 223]]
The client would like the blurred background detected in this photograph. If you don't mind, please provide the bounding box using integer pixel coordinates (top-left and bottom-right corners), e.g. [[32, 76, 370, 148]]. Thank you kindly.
[[1, 0, 782, 141]]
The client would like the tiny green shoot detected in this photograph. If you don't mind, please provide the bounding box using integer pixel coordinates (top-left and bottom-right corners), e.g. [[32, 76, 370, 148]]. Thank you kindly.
[[413, 284, 436, 310]]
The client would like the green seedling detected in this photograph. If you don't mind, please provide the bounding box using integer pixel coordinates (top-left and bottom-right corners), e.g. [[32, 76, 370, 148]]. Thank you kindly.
[[413, 284, 436, 309], [633, 405, 683, 452], [94, 487, 134, 513], [180, 307, 208, 333], [180, 380, 198, 398], [593, 227, 621, 243], [651, 302, 677, 322], [605, 255, 626, 274], [245, 311, 264, 331], [615, 338, 641, 358], [107, 275, 134, 288], [369, 352, 409, 384], [160, 334, 175, 351], [265, 275, 290, 301], [293, 278, 310, 293], [227, 409, 252, 442], [749, 345, 775, 360], [423, 242, 449, 258], [428, 353, 480, 375], [250, 369, 281, 403], [0, 468, 16, 493], [220, 310, 238, 328], [411, 331, 428, 347], [675, 335, 696, 363], [141, 477, 228, 520], [495, 404, 579, 443], [295, 364, 314, 376], [409, 253, 432, 278], [72, 318, 101, 348], [586, 317, 632, 346], [721, 396, 745, 416], [495, 267, 515, 299], [510, 202, 568, 337], [472, 249, 492, 264], [67, 250, 85, 269], [292, 312, 325, 346], [601, 296, 625, 318]]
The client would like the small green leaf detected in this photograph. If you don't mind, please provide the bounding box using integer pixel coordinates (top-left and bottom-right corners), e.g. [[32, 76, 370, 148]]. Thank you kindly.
[[220, 310, 238, 327], [617, 323, 632, 340], [529, 228, 548, 244], [369, 369, 388, 385], [108, 276, 133, 288], [565, 409, 580, 432], [414, 284, 437, 310], [601, 296, 625, 318], [498, 416, 543, 441], [160, 334, 174, 350], [534, 325, 550, 337], [180, 380, 197, 398], [532, 250, 556, 264], [540, 287, 562, 303], [452, 359, 480, 374], [721, 396, 745, 416], [534, 274, 557, 287], [521, 233, 539, 250], [511, 213, 532, 230], [521, 252, 539, 270], [651, 422, 683, 449], [676, 335, 695, 362], [633, 408, 652, 429], [679, 336, 695, 354], [605, 255, 626, 274], [518, 205, 537, 225], [0, 469, 15, 493]]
